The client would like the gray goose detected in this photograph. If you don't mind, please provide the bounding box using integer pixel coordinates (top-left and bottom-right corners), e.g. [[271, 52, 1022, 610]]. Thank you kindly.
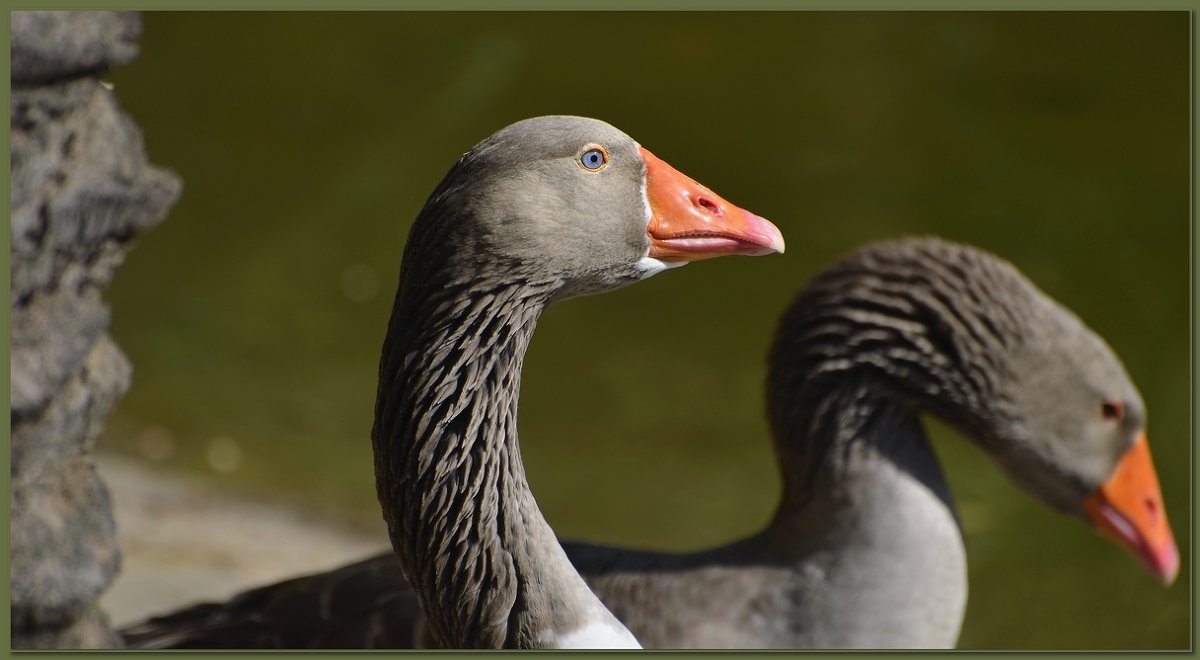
[[120, 115, 785, 649], [121, 237, 1175, 649], [568, 237, 1177, 648]]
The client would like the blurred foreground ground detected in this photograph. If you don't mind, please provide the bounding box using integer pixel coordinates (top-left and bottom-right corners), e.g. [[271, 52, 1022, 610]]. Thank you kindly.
[[98, 453, 388, 627]]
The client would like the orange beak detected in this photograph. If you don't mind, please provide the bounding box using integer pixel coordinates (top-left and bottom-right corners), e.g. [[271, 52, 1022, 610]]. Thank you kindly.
[[1083, 433, 1179, 585], [641, 147, 785, 261]]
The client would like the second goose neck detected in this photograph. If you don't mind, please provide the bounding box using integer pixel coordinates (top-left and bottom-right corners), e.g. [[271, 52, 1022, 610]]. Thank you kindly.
[[766, 246, 1023, 514], [754, 246, 1019, 647]]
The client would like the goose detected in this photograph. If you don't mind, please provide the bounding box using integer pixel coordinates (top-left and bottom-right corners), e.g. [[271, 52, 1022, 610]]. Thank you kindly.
[[119, 240, 1176, 645], [569, 237, 1178, 648], [118, 115, 785, 649]]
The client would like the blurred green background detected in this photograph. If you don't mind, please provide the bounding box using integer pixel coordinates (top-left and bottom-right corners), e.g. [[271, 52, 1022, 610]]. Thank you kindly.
[[103, 11, 1189, 649]]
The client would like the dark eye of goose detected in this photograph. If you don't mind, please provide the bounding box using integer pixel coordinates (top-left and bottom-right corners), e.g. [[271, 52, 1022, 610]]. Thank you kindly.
[[580, 147, 608, 171], [1101, 401, 1125, 421]]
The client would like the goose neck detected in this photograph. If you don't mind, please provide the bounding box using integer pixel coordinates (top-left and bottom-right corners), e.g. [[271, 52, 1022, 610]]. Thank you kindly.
[[372, 278, 635, 648], [765, 249, 1026, 513]]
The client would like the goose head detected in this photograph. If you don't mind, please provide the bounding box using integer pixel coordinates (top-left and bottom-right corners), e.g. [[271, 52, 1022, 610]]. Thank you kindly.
[[986, 278, 1177, 586], [404, 115, 785, 300]]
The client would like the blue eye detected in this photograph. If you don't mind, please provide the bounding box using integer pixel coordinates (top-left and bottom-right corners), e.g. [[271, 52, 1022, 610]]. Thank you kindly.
[[580, 147, 608, 171]]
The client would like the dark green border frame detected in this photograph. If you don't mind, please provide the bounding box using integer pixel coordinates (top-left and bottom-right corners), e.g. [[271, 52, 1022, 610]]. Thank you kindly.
[[4, 2, 1200, 10]]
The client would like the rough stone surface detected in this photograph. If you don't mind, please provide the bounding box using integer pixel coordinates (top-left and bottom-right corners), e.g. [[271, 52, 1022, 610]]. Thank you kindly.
[[10, 11, 181, 649], [11, 11, 142, 85]]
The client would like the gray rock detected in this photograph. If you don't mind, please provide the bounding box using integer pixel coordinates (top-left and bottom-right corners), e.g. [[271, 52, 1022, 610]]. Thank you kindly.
[[11, 12, 142, 85], [10, 10, 181, 649], [10, 78, 178, 416]]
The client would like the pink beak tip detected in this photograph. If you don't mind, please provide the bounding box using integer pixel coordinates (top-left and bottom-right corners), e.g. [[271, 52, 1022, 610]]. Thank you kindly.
[[746, 212, 786, 255], [1152, 542, 1181, 586]]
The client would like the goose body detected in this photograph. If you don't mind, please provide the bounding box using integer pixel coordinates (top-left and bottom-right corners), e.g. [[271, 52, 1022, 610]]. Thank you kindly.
[[120, 224, 1175, 645]]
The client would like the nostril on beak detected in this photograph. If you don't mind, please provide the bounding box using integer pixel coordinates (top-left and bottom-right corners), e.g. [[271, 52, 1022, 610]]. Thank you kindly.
[[1145, 496, 1159, 521], [694, 195, 721, 215]]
